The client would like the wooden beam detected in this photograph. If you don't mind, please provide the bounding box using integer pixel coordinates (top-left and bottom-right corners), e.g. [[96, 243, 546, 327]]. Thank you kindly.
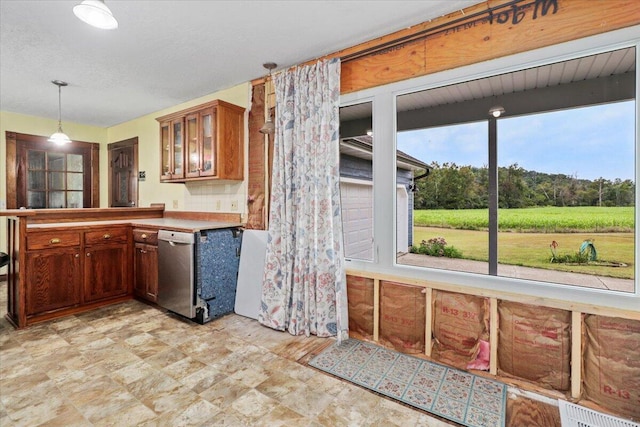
[[373, 278, 380, 342], [339, 0, 640, 93], [571, 311, 582, 399], [490, 297, 499, 375], [425, 287, 433, 357]]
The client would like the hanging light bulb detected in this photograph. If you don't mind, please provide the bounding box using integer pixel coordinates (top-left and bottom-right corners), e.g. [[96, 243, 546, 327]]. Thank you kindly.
[[259, 62, 277, 135], [73, 0, 118, 30], [48, 80, 72, 145]]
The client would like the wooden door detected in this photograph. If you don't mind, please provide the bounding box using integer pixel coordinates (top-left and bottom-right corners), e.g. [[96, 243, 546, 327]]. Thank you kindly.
[[108, 137, 138, 207]]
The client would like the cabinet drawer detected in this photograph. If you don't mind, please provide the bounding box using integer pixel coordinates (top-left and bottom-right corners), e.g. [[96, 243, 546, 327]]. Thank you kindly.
[[133, 229, 158, 245], [27, 231, 81, 250], [84, 228, 129, 245]]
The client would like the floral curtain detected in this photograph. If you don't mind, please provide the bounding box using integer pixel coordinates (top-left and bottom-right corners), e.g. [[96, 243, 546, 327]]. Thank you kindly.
[[259, 58, 348, 342]]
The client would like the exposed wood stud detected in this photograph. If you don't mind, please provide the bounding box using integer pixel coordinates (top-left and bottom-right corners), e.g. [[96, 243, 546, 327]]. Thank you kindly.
[[571, 311, 582, 399], [373, 278, 380, 342], [425, 287, 433, 357], [490, 297, 498, 375]]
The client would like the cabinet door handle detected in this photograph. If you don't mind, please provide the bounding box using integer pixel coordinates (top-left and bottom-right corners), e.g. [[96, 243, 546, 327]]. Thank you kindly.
[[75, 254, 79, 258], [49, 238, 61, 244], [140, 249, 147, 254], [86, 252, 91, 257], [141, 233, 148, 239], [103, 234, 111, 240]]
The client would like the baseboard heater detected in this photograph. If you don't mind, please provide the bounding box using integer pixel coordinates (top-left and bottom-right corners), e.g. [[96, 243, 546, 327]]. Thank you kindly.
[[558, 400, 639, 427]]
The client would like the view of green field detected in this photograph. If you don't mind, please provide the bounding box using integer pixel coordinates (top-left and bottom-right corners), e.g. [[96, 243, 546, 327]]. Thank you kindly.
[[411, 207, 634, 279], [413, 206, 634, 233]]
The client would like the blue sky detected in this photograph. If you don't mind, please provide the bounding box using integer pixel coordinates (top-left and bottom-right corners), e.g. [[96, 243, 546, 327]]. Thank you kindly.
[[397, 100, 636, 181]]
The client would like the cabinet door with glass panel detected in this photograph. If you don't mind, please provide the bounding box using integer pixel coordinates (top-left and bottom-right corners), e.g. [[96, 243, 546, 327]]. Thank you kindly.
[[157, 99, 244, 183], [185, 108, 217, 178], [160, 118, 185, 181]]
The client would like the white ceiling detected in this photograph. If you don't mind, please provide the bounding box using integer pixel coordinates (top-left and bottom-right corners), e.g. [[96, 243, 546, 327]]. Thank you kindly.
[[0, 0, 479, 128]]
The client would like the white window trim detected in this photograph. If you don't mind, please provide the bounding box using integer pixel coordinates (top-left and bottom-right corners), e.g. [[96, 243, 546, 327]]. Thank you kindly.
[[340, 25, 640, 312]]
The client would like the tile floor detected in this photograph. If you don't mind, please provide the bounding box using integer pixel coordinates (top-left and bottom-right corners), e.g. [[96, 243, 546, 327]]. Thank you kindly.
[[0, 286, 453, 426]]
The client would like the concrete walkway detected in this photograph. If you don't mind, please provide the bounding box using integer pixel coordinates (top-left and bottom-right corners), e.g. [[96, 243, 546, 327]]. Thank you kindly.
[[396, 253, 634, 293]]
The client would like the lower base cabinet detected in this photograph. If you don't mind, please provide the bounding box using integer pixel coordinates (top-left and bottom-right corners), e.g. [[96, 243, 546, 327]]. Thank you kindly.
[[22, 226, 132, 323], [133, 229, 159, 303], [25, 248, 82, 316], [84, 243, 130, 303], [134, 243, 158, 303]]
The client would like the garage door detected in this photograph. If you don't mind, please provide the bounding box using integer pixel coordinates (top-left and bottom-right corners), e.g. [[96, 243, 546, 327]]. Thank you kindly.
[[340, 180, 373, 260]]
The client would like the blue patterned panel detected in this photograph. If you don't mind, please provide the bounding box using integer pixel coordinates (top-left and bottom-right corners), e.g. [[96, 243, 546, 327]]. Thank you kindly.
[[195, 228, 242, 321]]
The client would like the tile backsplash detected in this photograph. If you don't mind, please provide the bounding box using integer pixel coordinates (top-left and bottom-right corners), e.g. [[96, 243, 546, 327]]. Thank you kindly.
[[184, 180, 246, 213]]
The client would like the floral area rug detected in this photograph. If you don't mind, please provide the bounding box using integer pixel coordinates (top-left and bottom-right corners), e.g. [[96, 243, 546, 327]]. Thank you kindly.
[[309, 339, 506, 427]]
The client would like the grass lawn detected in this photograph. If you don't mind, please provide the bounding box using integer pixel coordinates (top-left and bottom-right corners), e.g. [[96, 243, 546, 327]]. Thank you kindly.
[[412, 226, 634, 279]]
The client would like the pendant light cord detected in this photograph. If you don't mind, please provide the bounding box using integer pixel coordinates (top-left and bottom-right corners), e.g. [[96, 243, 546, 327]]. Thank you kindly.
[[57, 84, 63, 129]]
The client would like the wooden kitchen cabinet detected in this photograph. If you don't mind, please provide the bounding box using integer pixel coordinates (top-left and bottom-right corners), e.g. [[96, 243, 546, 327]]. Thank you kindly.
[[160, 118, 185, 181], [133, 229, 158, 303], [21, 225, 132, 322], [25, 247, 82, 316], [157, 99, 244, 183], [83, 226, 130, 302]]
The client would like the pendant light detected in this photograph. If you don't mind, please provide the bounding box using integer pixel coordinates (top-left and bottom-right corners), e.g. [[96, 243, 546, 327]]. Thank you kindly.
[[73, 0, 118, 30], [48, 80, 72, 145], [259, 62, 277, 135]]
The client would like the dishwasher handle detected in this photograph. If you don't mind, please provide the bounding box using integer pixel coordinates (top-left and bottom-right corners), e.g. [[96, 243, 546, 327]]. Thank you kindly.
[[158, 229, 195, 245]]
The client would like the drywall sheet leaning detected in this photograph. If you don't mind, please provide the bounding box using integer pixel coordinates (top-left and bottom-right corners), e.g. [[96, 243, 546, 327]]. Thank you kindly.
[[498, 301, 571, 391], [346, 275, 374, 339], [379, 281, 425, 354], [234, 230, 268, 320], [583, 315, 640, 421]]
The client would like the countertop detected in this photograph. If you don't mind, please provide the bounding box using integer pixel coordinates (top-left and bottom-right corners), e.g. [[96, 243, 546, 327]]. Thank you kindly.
[[27, 218, 243, 233], [131, 218, 243, 232]]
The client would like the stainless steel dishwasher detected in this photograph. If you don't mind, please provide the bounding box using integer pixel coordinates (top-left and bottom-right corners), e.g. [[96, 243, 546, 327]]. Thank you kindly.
[[157, 230, 196, 318]]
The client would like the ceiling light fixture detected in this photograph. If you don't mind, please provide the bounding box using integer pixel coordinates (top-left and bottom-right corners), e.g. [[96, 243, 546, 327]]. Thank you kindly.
[[488, 105, 505, 118], [259, 62, 277, 135], [73, 0, 118, 30], [48, 80, 72, 145]]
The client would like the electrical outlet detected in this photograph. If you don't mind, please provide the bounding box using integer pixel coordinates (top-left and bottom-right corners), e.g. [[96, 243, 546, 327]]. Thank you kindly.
[[216, 200, 221, 210], [230, 200, 238, 211], [172, 200, 178, 209]]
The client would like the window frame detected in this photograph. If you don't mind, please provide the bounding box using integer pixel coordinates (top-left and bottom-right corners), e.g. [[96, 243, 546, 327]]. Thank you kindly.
[[340, 26, 640, 311], [5, 131, 99, 209]]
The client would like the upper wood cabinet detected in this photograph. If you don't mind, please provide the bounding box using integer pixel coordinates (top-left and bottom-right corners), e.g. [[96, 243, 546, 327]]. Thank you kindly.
[[157, 100, 245, 183]]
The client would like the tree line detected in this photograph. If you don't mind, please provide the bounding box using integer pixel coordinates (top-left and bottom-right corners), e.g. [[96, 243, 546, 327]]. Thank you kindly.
[[413, 162, 635, 210]]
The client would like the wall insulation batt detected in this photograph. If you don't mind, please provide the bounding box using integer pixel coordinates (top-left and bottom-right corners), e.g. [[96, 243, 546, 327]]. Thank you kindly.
[[583, 315, 640, 420]]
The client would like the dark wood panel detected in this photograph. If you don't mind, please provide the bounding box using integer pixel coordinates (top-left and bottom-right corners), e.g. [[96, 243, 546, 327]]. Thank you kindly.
[[26, 230, 81, 250], [132, 229, 158, 245], [84, 226, 129, 245], [83, 243, 129, 303], [25, 248, 81, 316], [134, 243, 158, 303]]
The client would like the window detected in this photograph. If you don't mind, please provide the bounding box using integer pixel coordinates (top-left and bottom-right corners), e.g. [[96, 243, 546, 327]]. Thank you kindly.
[[340, 31, 639, 311], [395, 47, 636, 293], [26, 151, 85, 208], [339, 102, 374, 261], [6, 132, 99, 209]]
